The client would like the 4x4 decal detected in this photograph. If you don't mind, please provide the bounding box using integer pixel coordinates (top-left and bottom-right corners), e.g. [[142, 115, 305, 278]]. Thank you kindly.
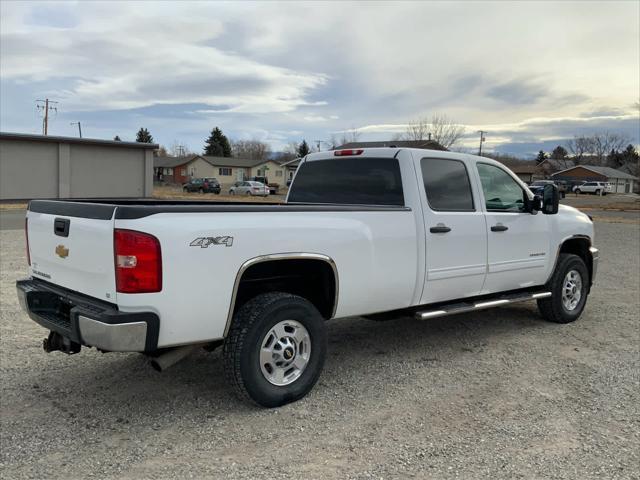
[[190, 236, 234, 248]]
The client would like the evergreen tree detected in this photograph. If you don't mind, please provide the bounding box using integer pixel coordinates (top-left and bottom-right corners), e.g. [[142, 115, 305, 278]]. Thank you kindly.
[[298, 139, 310, 157], [536, 150, 547, 164], [550, 145, 568, 160], [113, 135, 121, 141], [204, 127, 232, 157], [135, 128, 153, 143]]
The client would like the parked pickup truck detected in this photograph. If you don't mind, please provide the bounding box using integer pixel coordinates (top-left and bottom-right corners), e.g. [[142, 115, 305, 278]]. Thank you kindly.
[[17, 148, 599, 407]]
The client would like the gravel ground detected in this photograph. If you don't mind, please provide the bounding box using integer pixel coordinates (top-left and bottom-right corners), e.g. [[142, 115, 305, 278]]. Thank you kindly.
[[1, 221, 638, 479]]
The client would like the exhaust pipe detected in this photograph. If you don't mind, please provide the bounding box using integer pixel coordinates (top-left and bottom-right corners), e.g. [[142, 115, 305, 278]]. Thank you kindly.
[[150, 344, 204, 372]]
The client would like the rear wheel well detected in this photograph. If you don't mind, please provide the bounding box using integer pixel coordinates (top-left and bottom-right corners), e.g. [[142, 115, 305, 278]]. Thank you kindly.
[[559, 237, 593, 284], [232, 259, 337, 320]]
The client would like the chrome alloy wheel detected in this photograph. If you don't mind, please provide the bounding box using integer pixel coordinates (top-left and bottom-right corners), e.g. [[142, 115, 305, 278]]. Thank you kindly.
[[562, 269, 583, 311], [259, 320, 311, 386]]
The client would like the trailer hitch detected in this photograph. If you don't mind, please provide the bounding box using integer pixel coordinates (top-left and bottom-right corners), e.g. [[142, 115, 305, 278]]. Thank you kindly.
[[43, 331, 81, 355]]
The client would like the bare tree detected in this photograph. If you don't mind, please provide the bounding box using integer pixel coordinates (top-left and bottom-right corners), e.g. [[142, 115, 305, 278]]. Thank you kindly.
[[591, 132, 630, 164], [155, 145, 169, 157], [565, 136, 595, 164], [402, 114, 465, 148], [404, 117, 430, 141], [430, 114, 465, 149], [231, 139, 270, 160], [326, 134, 340, 150], [339, 126, 362, 146], [566, 133, 630, 165]]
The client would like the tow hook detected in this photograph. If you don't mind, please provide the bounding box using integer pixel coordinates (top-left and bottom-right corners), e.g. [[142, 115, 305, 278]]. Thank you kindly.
[[43, 331, 81, 355]]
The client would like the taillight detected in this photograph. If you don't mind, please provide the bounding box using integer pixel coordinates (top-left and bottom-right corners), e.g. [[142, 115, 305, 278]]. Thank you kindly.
[[25, 217, 31, 266], [114, 229, 162, 293], [334, 149, 364, 156]]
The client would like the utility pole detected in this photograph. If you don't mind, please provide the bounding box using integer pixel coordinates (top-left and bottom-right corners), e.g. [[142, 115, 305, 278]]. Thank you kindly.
[[70, 122, 82, 138], [36, 99, 59, 135], [477, 130, 486, 156]]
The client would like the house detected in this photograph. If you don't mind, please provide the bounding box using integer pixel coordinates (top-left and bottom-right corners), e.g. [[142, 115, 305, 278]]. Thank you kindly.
[[551, 165, 638, 193], [335, 139, 447, 151], [280, 158, 301, 183], [507, 164, 539, 183], [154, 155, 196, 184], [535, 158, 576, 178], [154, 155, 291, 189]]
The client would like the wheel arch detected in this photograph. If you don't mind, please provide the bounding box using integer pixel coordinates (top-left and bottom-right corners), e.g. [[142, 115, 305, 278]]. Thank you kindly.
[[550, 235, 594, 288], [223, 253, 339, 337]]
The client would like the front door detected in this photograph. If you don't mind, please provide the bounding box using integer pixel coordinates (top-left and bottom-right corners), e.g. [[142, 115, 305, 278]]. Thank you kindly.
[[419, 157, 488, 304], [476, 163, 551, 294]]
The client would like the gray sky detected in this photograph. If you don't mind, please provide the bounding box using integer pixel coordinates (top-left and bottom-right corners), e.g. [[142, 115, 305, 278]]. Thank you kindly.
[[1, 1, 638, 157]]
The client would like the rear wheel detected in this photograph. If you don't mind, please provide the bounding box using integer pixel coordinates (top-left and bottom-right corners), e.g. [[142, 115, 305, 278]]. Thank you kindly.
[[537, 253, 589, 323], [229, 190, 235, 195], [595, 189, 601, 195], [575, 189, 581, 194], [223, 292, 327, 407], [246, 191, 253, 196]]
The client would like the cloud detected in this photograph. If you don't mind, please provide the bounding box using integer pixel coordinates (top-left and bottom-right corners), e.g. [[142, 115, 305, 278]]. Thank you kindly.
[[1, 1, 638, 154]]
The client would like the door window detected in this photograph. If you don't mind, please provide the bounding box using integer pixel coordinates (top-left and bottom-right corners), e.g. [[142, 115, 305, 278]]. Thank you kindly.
[[476, 163, 526, 212], [421, 158, 474, 211]]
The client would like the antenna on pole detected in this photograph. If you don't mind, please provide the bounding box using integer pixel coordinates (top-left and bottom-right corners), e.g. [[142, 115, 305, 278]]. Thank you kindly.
[[36, 99, 59, 135], [70, 122, 82, 138], [477, 130, 487, 156]]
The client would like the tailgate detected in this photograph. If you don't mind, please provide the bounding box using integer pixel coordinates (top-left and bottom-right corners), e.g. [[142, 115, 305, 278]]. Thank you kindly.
[[27, 203, 117, 303]]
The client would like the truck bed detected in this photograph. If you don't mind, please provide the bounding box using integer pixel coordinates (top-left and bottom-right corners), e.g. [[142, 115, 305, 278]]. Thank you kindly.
[[28, 199, 410, 220]]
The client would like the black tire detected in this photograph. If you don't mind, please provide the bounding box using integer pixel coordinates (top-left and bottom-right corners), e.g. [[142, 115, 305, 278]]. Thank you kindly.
[[575, 189, 581, 194], [198, 188, 204, 194], [595, 189, 601, 195], [537, 253, 589, 324], [223, 292, 327, 407], [183, 187, 189, 193]]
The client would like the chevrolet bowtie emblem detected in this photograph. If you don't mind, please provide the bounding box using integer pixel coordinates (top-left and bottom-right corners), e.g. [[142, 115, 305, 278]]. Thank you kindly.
[[55, 244, 69, 259]]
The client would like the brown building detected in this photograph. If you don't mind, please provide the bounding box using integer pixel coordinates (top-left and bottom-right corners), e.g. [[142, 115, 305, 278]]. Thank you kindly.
[[551, 165, 637, 193]]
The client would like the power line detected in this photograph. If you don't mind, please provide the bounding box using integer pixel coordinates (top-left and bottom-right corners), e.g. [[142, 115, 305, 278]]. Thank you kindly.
[[36, 99, 59, 135]]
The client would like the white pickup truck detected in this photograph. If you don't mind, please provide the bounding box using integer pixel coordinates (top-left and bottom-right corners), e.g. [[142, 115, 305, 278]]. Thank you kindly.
[[17, 148, 599, 407]]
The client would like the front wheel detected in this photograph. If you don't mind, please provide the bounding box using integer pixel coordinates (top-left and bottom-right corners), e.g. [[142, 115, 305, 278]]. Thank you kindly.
[[537, 253, 589, 323], [575, 189, 581, 194], [223, 292, 327, 407]]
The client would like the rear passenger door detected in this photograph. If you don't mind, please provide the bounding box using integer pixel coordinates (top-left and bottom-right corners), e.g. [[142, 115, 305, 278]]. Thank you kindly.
[[419, 157, 488, 304]]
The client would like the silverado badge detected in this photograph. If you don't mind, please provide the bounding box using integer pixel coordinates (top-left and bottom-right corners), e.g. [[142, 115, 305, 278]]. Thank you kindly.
[[55, 244, 69, 259]]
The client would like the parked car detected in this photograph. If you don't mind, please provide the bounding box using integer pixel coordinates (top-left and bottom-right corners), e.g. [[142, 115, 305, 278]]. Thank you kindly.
[[529, 180, 566, 198], [17, 148, 599, 408], [229, 181, 270, 196], [251, 176, 279, 195], [572, 181, 610, 195], [183, 177, 220, 194]]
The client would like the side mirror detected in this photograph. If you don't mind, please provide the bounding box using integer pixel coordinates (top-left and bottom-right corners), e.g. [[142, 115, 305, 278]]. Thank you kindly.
[[542, 184, 559, 214]]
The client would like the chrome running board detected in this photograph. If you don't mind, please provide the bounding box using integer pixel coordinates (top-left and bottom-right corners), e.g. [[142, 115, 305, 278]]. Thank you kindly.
[[415, 291, 551, 320]]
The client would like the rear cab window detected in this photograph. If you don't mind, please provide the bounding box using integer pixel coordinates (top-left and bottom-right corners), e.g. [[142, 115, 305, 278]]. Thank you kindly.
[[288, 157, 404, 206], [420, 158, 474, 211]]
